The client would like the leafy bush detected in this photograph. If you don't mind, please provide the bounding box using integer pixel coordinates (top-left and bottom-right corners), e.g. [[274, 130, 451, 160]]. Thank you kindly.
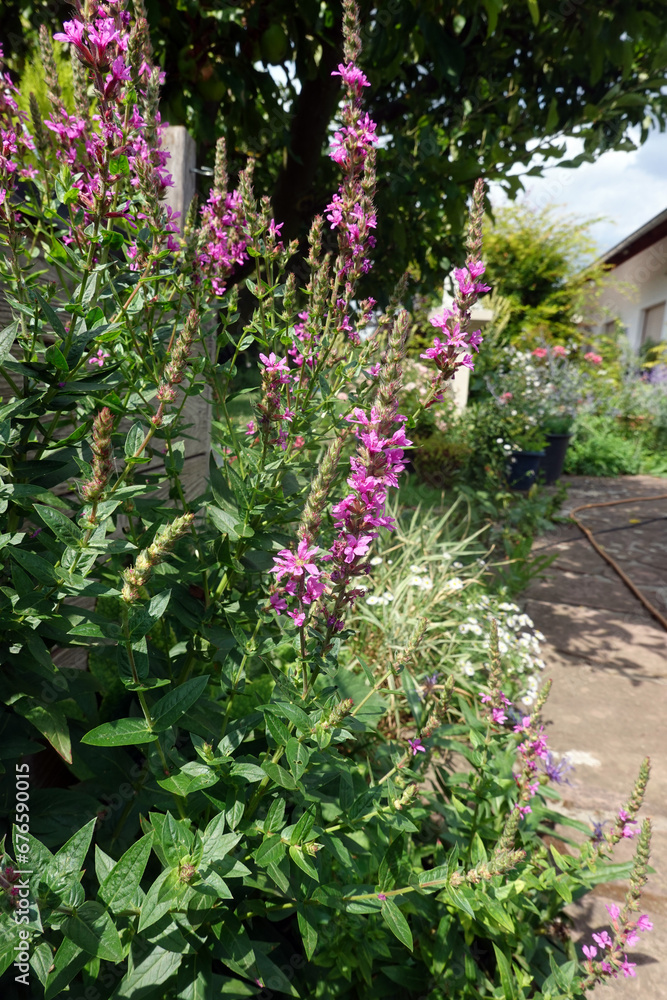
[[564, 416, 642, 476], [0, 4, 655, 999]]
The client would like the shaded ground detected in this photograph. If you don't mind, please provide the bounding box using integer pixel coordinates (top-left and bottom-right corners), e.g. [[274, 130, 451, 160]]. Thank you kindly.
[[523, 475, 667, 998]]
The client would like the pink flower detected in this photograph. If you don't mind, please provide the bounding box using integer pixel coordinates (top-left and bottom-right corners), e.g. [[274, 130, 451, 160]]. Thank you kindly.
[[377, 892, 387, 900], [516, 804, 532, 818], [585, 351, 603, 364], [582, 944, 597, 960], [88, 348, 110, 367], [637, 915, 653, 932], [531, 347, 548, 359], [272, 539, 321, 584], [408, 737, 425, 756], [625, 929, 639, 947], [332, 62, 371, 92], [269, 593, 287, 613], [620, 956, 637, 978], [552, 345, 568, 357], [592, 931, 613, 950], [259, 352, 290, 375], [288, 610, 306, 627], [491, 707, 506, 724], [606, 904, 620, 925]]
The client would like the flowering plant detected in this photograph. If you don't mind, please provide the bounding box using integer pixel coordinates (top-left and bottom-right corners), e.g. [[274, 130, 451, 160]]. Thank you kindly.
[[0, 2, 654, 998]]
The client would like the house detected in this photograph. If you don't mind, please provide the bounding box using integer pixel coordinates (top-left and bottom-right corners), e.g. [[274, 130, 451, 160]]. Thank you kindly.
[[591, 208, 667, 351]]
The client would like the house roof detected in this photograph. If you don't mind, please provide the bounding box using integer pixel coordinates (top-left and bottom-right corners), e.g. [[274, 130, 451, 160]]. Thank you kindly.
[[602, 207, 667, 267]]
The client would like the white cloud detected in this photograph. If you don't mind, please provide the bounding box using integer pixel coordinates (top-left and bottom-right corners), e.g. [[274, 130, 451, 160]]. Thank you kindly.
[[489, 129, 667, 259]]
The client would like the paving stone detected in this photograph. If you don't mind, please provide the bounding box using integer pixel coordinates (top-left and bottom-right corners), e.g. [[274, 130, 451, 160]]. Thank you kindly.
[[522, 476, 667, 997]]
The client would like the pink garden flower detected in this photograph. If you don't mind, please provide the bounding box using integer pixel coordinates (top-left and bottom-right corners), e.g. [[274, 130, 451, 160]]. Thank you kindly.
[[531, 347, 548, 359], [88, 348, 110, 368], [585, 351, 603, 364]]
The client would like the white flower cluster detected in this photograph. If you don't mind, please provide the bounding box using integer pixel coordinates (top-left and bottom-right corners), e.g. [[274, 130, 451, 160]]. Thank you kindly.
[[407, 565, 434, 590], [366, 592, 395, 606], [458, 598, 547, 705]]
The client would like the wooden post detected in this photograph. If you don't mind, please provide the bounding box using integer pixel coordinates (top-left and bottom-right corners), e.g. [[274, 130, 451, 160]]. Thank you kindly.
[[161, 126, 212, 499]]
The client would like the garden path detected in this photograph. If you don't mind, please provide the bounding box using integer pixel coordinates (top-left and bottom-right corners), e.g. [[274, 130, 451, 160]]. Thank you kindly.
[[523, 474, 667, 998]]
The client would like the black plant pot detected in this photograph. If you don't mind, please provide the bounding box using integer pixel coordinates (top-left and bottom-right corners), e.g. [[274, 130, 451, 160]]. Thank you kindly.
[[506, 450, 544, 491], [541, 433, 572, 485]]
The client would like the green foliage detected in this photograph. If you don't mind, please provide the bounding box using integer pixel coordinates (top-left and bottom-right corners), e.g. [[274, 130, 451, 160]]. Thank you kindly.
[[480, 204, 608, 348], [564, 416, 643, 476], [413, 432, 471, 489]]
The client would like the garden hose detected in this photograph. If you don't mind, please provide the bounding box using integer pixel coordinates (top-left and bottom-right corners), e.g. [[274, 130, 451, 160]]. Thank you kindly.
[[568, 495, 667, 633]]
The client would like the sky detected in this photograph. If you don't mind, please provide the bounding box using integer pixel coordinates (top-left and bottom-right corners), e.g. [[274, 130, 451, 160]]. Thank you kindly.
[[489, 128, 667, 261]]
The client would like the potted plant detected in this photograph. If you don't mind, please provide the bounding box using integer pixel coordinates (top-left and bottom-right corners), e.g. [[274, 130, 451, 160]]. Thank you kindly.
[[506, 425, 548, 490], [541, 413, 574, 484]]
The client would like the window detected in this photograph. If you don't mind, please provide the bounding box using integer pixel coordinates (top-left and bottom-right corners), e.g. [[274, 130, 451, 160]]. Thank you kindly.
[[640, 302, 666, 346]]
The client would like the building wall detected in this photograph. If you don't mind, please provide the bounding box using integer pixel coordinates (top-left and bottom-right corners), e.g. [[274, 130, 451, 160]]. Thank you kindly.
[[595, 236, 667, 351]]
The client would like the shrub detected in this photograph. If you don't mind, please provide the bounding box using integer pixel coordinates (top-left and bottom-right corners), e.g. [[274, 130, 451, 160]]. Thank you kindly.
[[564, 416, 642, 476]]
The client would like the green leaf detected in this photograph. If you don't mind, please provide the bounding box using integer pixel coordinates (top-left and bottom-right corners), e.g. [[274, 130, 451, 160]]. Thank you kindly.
[[527, 0, 539, 25], [33, 504, 82, 548], [264, 711, 291, 746], [151, 675, 209, 732], [116, 943, 182, 998], [32, 288, 68, 339], [207, 505, 241, 541], [230, 762, 266, 782], [45, 937, 87, 1000], [492, 943, 518, 1000], [264, 797, 286, 834], [290, 806, 316, 846], [297, 905, 318, 961], [157, 761, 219, 796], [94, 845, 116, 886], [30, 941, 54, 988], [289, 844, 319, 881], [45, 343, 69, 372], [200, 816, 241, 866], [285, 738, 309, 781], [124, 421, 145, 459], [380, 898, 413, 951], [262, 761, 296, 789], [15, 700, 72, 763], [0, 318, 18, 365], [48, 818, 97, 883], [63, 901, 124, 963], [270, 701, 312, 734], [100, 833, 154, 914], [81, 718, 158, 746], [255, 836, 287, 868]]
